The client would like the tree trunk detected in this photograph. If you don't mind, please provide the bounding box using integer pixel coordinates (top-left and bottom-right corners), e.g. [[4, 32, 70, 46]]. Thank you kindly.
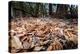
[[49, 4, 52, 16], [56, 4, 69, 18]]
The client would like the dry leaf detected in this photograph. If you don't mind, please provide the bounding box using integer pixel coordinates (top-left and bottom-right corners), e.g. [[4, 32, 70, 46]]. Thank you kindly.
[[11, 36, 23, 49]]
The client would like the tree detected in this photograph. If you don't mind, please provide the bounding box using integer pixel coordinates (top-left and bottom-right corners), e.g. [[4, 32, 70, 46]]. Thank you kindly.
[[56, 4, 69, 18], [49, 4, 52, 16]]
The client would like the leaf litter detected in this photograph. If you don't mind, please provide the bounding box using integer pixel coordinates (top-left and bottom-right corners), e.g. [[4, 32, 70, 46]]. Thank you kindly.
[[9, 17, 78, 52]]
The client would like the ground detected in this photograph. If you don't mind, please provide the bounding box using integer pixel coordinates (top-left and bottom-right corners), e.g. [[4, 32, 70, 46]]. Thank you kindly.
[[9, 17, 78, 53]]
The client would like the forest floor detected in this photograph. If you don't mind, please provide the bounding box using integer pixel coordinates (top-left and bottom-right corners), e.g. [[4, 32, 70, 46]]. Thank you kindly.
[[9, 17, 78, 53]]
